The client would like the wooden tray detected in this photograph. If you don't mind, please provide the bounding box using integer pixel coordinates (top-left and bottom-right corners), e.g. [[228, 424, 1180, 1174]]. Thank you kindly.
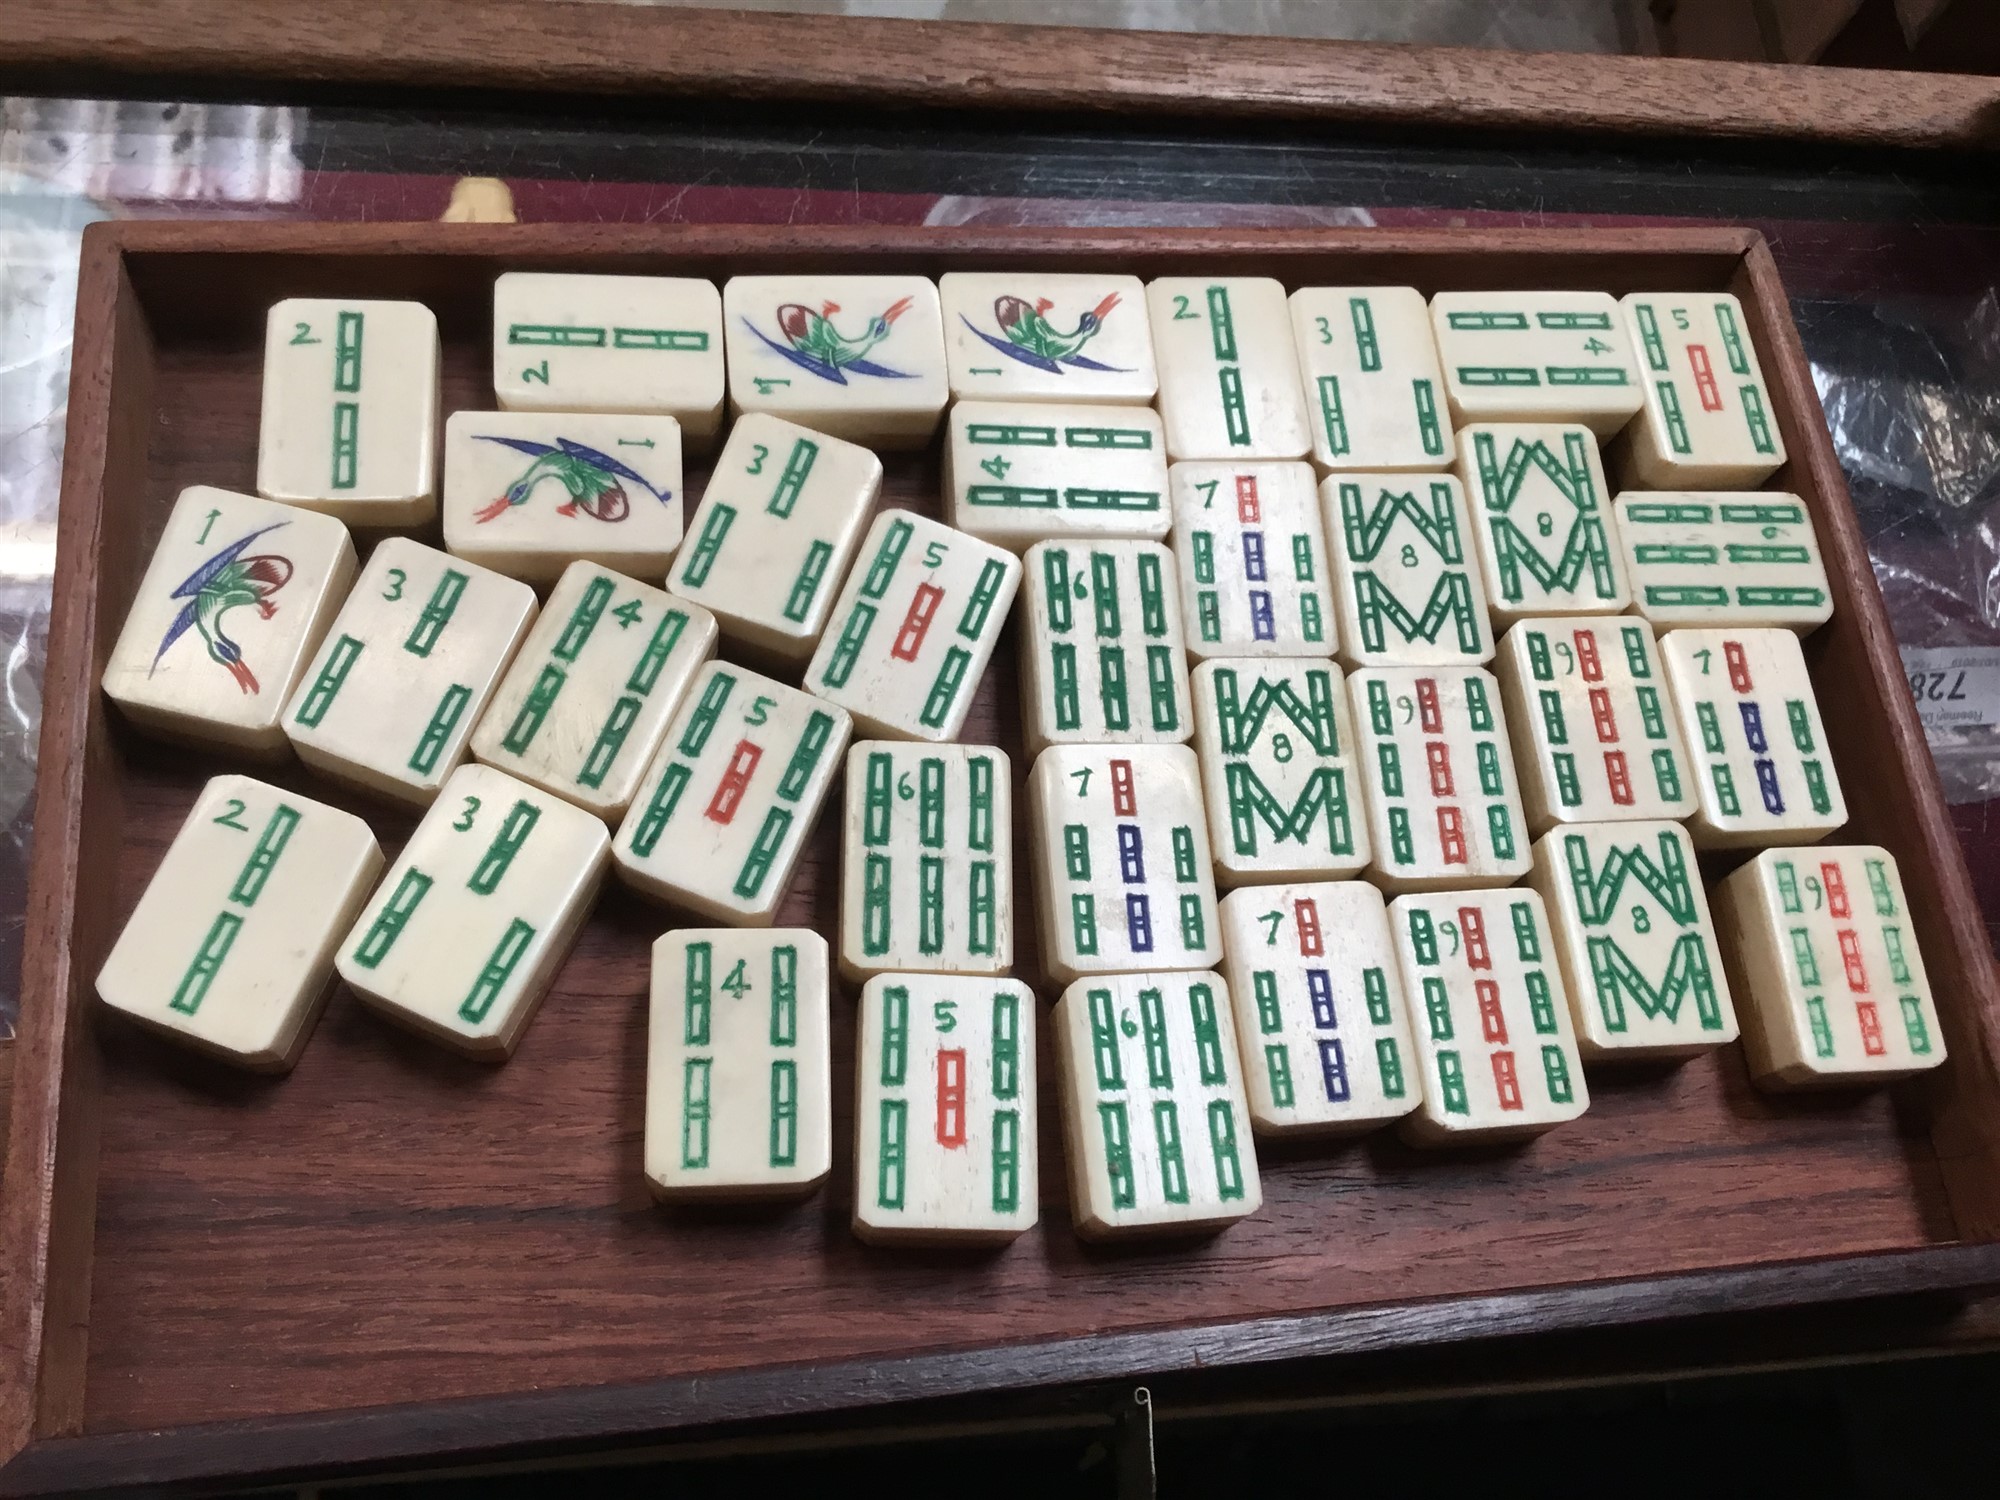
[[6, 222, 2000, 1495]]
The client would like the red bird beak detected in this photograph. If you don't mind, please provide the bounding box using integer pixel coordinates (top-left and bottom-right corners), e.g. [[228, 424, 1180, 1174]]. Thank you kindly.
[[1091, 293, 1121, 321], [226, 658, 260, 695], [881, 296, 914, 324], [820, 301, 841, 316], [1034, 298, 1055, 314], [255, 599, 278, 620]]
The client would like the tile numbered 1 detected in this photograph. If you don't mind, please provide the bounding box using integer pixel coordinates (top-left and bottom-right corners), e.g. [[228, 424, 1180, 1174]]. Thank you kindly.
[[614, 662, 852, 924], [944, 400, 1170, 551], [1320, 473, 1495, 668], [1349, 666, 1531, 892], [1290, 286, 1453, 472], [101, 486, 356, 756], [722, 274, 949, 448], [337, 763, 610, 1060], [1170, 461, 1337, 659], [285, 537, 536, 806], [258, 297, 439, 524], [1429, 291, 1642, 436], [1456, 423, 1631, 622], [1622, 292, 1786, 489], [1713, 846, 1945, 1089], [1217, 882, 1422, 1135], [940, 271, 1157, 405], [807, 510, 1022, 742], [841, 742, 1012, 981], [646, 928, 832, 1198], [1146, 277, 1312, 461], [441, 410, 685, 584], [667, 412, 882, 661], [1028, 744, 1221, 986], [1018, 539, 1192, 754], [1191, 659, 1370, 887], [1495, 617, 1697, 831], [1615, 491, 1833, 633], [95, 775, 382, 1072], [1658, 627, 1846, 848], [1390, 888, 1589, 1144], [1055, 970, 1261, 1238], [853, 974, 1039, 1245], [1528, 821, 1738, 1061], [492, 272, 726, 441], [470, 562, 718, 820]]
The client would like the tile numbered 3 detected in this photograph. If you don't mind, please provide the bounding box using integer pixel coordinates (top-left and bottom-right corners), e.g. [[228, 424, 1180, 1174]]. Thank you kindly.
[[1290, 286, 1453, 472]]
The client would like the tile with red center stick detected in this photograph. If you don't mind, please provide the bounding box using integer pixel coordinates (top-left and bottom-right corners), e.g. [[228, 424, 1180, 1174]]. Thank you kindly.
[[1620, 292, 1786, 489]]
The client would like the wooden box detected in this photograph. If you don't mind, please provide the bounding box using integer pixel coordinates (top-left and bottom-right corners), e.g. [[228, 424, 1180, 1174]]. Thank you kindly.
[[5, 223, 1998, 1495]]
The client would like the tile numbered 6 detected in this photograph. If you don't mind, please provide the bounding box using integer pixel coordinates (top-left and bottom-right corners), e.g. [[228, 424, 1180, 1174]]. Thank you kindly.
[[1614, 491, 1832, 633]]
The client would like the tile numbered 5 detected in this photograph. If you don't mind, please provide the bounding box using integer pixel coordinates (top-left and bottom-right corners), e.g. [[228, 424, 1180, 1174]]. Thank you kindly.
[[1621, 292, 1786, 489], [1455, 422, 1631, 623], [1320, 472, 1495, 668], [941, 271, 1157, 405], [1171, 461, 1337, 659], [1290, 286, 1453, 472], [944, 400, 1170, 551], [96, 775, 382, 1072], [1615, 491, 1832, 633], [1429, 291, 1642, 436], [1147, 276, 1311, 461]]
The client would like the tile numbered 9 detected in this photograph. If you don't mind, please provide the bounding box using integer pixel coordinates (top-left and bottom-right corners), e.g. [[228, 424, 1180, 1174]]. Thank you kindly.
[[940, 271, 1157, 405]]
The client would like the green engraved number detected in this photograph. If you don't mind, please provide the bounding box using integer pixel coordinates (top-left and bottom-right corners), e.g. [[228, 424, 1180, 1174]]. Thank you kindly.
[[1397, 693, 1415, 724], [290, 321, 318, 345], [746, 694, 775, 726], [453, 796, 480, 831], [213, 798, 250, 831], [1271, 732, 1294, 764], [1555, 640, 1574, 675], [753, 376, 790, 394], [1070, 767, 1092, 798], [721, 959, 751, 998], [896, 772, 915, 800], [612, 598, 644, 629], [1400, 543, 1418, 566], [383, 568, 406, 602], [1195, 479, 1219, 509], [196, 507, 222, 544], [1671, 309, 1691, 330], [934, 999, 957, 1033], [1804, 874, 1823, 909], [1631, 906, 1651, 934], [1439, 919, 1461, 956], [522, 361, 549, 383], [981, 454, 1010, 479], [1694, 648, 1712, 675], [1583, 337, 1610, 354], [924, 540, 949, 569], [1258, 910, 1283, 946], [1315, 315, 1333, 345], [1172, 295, 1197, 321], [747, 443, 768, 475]]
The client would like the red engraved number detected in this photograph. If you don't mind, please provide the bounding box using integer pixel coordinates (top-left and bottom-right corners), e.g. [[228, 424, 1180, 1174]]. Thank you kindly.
[[1426, 741, 1456, 797], [1574, 629, 1603, 682], [1604, 750, 1634, 806], [936, 1048, 968, 1147], [1856, 1001, 1886, 1057], [1415, 677, 1443, 734], [1235, 473, 1260, 523], [1492, 1051, 1523, 1111], [1588, 686, 1618, 743], [1475, 978, 1507, 1043], [1437, 806, 1467, 865], [706, 740, 763, 824], [1460, 906, 1491, 970], [1294, 897, 1324, 957], [1688, 344, 1724, 411], [1724, 640, 1752, 694], [1110, 758, 1136, 816], [892, 582, 943, 661]]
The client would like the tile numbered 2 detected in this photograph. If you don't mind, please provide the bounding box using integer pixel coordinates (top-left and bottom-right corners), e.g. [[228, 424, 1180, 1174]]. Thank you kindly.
[[1290, 286, 1453, 472], [1147, 276, 1312, 461], [944, 400, 1170, 550], [1320, 473, 1494, 668], [1171, 461, 1337, 659], [940, 271, 1157, 405]]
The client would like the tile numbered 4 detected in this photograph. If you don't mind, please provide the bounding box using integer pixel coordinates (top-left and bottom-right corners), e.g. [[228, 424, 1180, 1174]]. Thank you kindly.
[[1218, 882, 1422, 1135], [470, 561, 718, 820], [1390, 887, 1589, 1144], [940, 271, 1157, 405], [615, 661, 852, 924], [1429, 291, 1642, 436], [722, 275, 949, 448], [1147, 276, 1311, 461], [854, 974, 1039, 1245], [1658, 627, 1846, 847], [1170, 461, 1337, 659], [1713, 846, 1944, 1089], [1054, 970, 1261, 1238], [646, 928, 832, 1198], [944, 400, 1170, 551], [285, 537, 536, 806], [441, 410, 684, 584], [1290, 286, 1453, 472], [337, 763, 609, 1060], [807, 510, 1021, 742], [1320, 472, 1495, 668], [1615, 491, 1832, 633], [258, 297, 438, 524], [1622, 292, 1786, 489], [492, 272, 725, 442], [102, 486, 356, 756], [1455, 422, 1631, 622], [96, 775, 382, 1072]]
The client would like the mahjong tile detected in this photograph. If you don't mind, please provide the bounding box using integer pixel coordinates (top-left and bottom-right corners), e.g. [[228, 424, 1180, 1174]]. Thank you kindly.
[[1146, 276, 1311, 461], [1290, 286, 1453, 472], [1217, 882, 1421, 1134], [1319, 473, 1495, 668], [941, 271, 1156, 405], [1429, 291, 1642, 436], [1170, 461, 1337, 659], [944, 401, 1169, 551], [1614, 491, 1832, 633], [102, 486, 355, 757], [95, 775, 381, 1072], [1455, 422, 1630, 623], [1621, 292, 1786, 489]]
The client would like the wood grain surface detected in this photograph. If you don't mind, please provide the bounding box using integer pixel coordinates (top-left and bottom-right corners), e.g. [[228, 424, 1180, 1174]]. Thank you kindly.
[[6, 0, 2000, 151]]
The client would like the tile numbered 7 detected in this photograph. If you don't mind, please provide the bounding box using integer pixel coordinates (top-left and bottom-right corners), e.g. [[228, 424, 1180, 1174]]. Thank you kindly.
[[1456, 422, 1630, 623], [1321, 473, 1495, 668], [1290, 286, 1453, 472], [1621, 292, 1786, 489], [1147, 276, 1311, 461], [1170, 461, 1337, 659]]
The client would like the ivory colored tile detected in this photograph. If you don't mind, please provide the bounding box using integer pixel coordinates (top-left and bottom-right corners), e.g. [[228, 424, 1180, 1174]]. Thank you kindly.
[[1713, 846, 1945, 1089], [441, 410, 684, 584], [853, 974, 1039, 1244], [1217, 882, 1422, 1134], [1429, 291, 1642, 436], [95, 774, 381, 1072], [1389, 887, 1589, 1144], [1527, 821, 1738, 1061], [470, 562, 718, 820], [284, 538, 536, 807], [1495, 618, 1697, 831], [1170, 461, 1337, 659], [1622, 292, 1786, 489], [1455, 422, 1631, 623], [1053, 969, 1261, 1238], [1658, 627, 1846, 848], [807, 510, 1021, 743], [1027, 743, 1221, 986], [492, 272, 725, 442], [1320, 473, 1495, 668], [1348, 665, 1531, 892], [666, 412, 881, 662], [941, 271, 1156, 405], [1615, 491, 1833, 633], [840, 742, 1012, 982], [257, 297, 439, 524], [645, 928, 832, 1199], [337, 763, 609, 1060], [1290, 286, 1454, 472], [1190, 659, 1370, 887], [613, 662, 851, 924], [1146, 276, 1312, 461], [944, 401, 1169, 551], [1018, 539, 1192, 754], [101, 486, 356, 757], [722, 275, 948, 448]]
